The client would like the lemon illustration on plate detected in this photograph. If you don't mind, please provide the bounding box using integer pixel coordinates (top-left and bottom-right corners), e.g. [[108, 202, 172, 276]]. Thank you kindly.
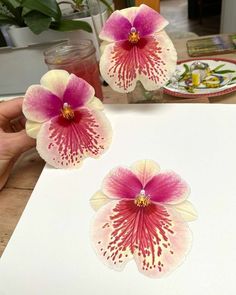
[[202, 75, 223, 88]]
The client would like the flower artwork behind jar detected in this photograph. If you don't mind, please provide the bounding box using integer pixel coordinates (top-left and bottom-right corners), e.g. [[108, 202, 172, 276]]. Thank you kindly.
[[99, 4, 177, 103]]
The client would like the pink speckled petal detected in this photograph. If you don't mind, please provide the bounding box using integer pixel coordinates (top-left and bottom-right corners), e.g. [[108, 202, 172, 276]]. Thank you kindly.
[[102, 167, 142, 200], [145, 171, 190, 204], [99, 10, 132, 42], [23, 85, 62, 122], [131, 160, 160, 187], [91, 200, 134, 271], [40, 70, 70, 98], [36, 107, 112, 168], [91, 200, 192, 278], [133, 4, 168, 37], [62, 74, 95, 109], [133, 203, 192, 278], [99, 30, 177, 93]]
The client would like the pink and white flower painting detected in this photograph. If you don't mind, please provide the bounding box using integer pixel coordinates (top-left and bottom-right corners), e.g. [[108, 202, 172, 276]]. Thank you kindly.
[[90, 160, 197, 278], [23, 70, 112, 168], [99, 4, 177, 93]]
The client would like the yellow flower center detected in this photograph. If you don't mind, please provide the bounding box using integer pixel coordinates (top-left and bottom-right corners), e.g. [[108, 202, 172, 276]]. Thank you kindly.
[[128, 27, 140, 44], [134, 191, 150, 207], [61, 102, 74, 120]]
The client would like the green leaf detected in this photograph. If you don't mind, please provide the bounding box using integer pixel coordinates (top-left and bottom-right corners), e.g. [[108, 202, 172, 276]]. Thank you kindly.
[[51, 19, 92, 32], [22, 6, 31, 16], [0, 0, 23, 25], [0, 0, 21, 12], [214, 70, 235, 74], [183, 64, 190, 72], [22, 0, 61, 21], [24, 10, 51, 34], [212, 64, 225, 72], [0, 13, 17, 24], [231, 76, 236, 81], [99, 0, 114, 13]]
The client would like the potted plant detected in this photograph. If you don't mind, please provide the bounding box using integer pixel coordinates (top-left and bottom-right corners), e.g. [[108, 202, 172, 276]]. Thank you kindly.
[[0, 0, 92, 47], [58, 0, 114, 58]]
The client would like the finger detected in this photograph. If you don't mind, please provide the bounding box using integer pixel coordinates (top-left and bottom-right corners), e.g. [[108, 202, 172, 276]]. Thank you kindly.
[[13, 130, 36, 155], [0, 97, 24, 122], [0, 158, 15, 191], [10, 116, 26, 132]]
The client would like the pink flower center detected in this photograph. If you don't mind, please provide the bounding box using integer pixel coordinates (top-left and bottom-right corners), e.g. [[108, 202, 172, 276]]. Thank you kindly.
[[134, 190, 150, 207], [128, 27, 140, 44], [61, 102, 74, 120]]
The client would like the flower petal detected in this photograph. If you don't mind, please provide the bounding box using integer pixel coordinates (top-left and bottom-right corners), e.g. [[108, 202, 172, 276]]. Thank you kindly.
[[102, 167, 142, 200], [133, 4, 168, 37], [138, 31, 177, 91], [145, 171, 190, 204], [25, 120, 42, 139], [90, 191, 110, 211], [91, 200, 134, 271], [36, 107, 112, 168], [62, 74, 95, 109], [40, 70, 70, 98], [91, 200, 192, 278], [99, 30, 177, 93], [86, 97, 104, 111], [99, 10, 132, 42], [172, 200, 198, 222], [133, 203, 192, 278], [131, 160, 160, 187], [23, 85, 62, 122]]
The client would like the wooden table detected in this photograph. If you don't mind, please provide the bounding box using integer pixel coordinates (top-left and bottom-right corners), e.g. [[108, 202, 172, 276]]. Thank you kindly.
[[1, 35, 236, 256]]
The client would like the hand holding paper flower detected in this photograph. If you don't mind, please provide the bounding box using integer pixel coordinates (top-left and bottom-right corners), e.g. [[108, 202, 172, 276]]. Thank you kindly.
[[90, 160, 197, 278], [99, 4, 177, 93], [23, 70, 112, 168]]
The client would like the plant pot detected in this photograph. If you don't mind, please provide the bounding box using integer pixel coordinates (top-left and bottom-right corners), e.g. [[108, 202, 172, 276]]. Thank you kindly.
[[7, 26, 67, 47], [6, 8, 108, 58]]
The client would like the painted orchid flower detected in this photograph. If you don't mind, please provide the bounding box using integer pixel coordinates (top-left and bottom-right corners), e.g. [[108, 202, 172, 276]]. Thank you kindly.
[[99, 4, 177, 93], [90, 160, 197, 278], [23, 70, 112, 168]]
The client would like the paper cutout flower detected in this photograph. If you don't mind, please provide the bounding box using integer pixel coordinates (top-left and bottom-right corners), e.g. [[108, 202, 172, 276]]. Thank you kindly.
[[90, 160, 197, 278], [23, 70, 112, 168], [99, 4, 177, 93]]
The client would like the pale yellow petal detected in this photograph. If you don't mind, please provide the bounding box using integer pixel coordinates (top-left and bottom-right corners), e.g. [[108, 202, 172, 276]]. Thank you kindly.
[[40, 69, 70, 98], [25, 120, 42, 139], [100, 40, 110, 56], [174, 200, 198, 222], [86, 97, 104, 111], [131, 159, 160, 187], [90, 191, 110, 211]]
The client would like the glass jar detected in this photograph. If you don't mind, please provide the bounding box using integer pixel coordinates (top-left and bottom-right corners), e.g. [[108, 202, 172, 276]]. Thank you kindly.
[[44, 39, 103, 100], [127, 81, 164, 103]]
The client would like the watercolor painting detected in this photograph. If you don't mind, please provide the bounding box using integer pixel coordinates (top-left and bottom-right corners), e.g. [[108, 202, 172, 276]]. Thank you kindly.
[[90, 160, 197, 278], [99, 4, 177, 93], [23, 69, 112, 168]]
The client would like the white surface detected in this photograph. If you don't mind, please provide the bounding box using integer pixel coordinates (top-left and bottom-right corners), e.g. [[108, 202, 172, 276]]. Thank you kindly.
[[0, 104, 236, 295], [220, 0, 236, 33]]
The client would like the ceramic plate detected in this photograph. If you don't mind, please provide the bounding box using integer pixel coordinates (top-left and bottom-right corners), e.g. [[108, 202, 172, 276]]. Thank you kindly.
[[164, 58, 236, 98]]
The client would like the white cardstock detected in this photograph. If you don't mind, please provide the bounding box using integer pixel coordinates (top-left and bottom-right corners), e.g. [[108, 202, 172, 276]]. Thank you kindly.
[[0, 104, 236, 295]]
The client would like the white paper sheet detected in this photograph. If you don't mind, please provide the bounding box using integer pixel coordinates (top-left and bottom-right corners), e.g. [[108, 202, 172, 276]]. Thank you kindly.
[[0, 104, 236, 295]]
